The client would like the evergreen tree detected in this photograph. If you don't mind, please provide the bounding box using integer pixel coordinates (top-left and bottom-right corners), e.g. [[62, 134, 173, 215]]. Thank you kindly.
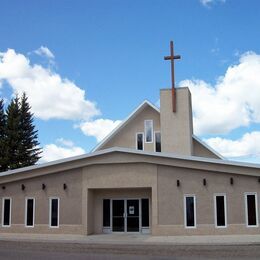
[[0, 99, 7, 171], [18, 93, 41, 167], [5, 96, 21, 170]]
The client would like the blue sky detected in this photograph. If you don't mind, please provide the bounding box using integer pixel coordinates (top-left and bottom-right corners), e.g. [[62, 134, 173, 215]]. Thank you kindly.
[[1, 0, 260, 163]]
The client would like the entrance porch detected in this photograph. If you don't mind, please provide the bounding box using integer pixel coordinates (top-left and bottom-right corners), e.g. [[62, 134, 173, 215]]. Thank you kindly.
[[87, 188, 151, 235]]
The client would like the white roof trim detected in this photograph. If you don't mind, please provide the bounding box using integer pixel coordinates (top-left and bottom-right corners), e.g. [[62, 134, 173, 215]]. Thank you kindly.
[[192, 135, 225, 160], [1, 146, 260, 178], [92, 100, 160, 152]]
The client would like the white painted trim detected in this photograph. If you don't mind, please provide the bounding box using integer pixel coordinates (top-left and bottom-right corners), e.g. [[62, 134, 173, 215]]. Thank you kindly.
[[136, 132, 144, 151], [144, 120, 153, 143], [25, 197, 35, 228], [192, 135, 225, 160], [154, 131, 161, 152], [244, 192, 259, 227], [184, 194, 197, 229], [49, 197, 60, 228], [214, 193, 227, 228], [2, 197, 12, 227], [92, 100, 159, 152]]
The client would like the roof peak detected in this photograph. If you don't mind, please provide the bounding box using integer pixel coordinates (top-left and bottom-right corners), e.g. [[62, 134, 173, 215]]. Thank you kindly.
[[92, 99, 160, 152]]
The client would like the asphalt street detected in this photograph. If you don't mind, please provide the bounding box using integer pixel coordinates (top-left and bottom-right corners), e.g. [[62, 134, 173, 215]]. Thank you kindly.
[[0, 241, 260, 259]]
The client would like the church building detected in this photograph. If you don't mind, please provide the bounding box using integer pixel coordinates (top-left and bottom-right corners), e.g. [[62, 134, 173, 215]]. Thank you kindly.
[[0, 42, 259, 236]]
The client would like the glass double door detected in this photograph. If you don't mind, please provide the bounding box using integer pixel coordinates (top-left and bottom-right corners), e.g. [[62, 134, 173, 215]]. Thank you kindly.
[[112, 199, 140, 232]]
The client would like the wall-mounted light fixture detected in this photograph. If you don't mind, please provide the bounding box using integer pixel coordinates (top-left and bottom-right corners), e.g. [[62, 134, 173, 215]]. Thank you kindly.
[[21, 184, 25, 191], [177, 180, 180, 187], [203, 178, 207, 186], [2, 186, 5, 190], [42, 183, 46, 190], [230, 177, 234, 185], [63, 183, 67, 190], [258, 177, 260, 183]]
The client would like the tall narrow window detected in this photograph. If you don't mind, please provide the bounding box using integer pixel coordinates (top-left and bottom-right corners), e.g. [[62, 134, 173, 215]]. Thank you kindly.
[[214, 194, 227, 228], [184, 195, 196, 228], [25, 198, 35, 227], [49, 198, 59, 228], [144, 120, 153, 143], [2, 198, 11, 227], [154, 132, 161, 152], [141, 198, 149, 227], [245, 193, 258, 227], [136, 133, 144, 150], [103, 199, 111, 227]]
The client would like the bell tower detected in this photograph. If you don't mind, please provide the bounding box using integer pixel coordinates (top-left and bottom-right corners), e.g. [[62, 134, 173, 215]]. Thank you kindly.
[[160, 41, 193, 155]]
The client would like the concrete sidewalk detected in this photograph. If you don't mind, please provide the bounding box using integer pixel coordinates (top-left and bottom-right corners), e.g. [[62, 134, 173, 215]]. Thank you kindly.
[[0, 233, 260, 246]]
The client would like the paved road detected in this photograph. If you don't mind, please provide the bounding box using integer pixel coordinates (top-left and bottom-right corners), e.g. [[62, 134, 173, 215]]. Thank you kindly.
[[0, 241, 260, 259]]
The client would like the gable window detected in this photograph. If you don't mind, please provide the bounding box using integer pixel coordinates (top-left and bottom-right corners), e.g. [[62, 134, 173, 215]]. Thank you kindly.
[[25, 198, 35, 227], [49, 198, 59, 228], [2, 198, 11, 227], [136, 133, 144, 150], [245, 193, 258, 227], [184, 195, 196, 228], [154, 132, 161, 152], [144, 120, 153, 143], [214, 194, 227, 228]]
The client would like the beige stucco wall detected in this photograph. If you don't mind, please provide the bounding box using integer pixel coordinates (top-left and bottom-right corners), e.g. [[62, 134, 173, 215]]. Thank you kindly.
[[156, 165, 260, 235], [193, 138, 220, 159], [82, 163, 158, 235], [160, 88, 193, 156], [0, 151, 259, 236], [0, 169, 83, 234], [100, 105, 161, 152], [83, 160, 260, 236]]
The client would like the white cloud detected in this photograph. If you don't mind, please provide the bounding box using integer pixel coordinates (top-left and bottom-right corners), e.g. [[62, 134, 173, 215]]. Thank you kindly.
[[210, 47, 220, 54], [56, 138, 75, 147], [200, 0, 226, 7], [0, 49, 100, 120], [179, 52, 260, 135], [200, 0, 213, 7], [41, 139, 85, 163], [34, 46, 55, 59], [205, 131, 260, 158], [76, 119, 122, 142]]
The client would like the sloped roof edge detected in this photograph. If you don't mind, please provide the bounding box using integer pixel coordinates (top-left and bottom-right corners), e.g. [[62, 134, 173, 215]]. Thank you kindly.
[[92, 100, 160, 152], [192, 134, 225, 160], [1, 146, 260, 178]]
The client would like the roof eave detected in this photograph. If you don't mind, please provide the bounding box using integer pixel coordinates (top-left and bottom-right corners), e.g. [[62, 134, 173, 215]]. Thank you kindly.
[[1, 147, 260, 179]]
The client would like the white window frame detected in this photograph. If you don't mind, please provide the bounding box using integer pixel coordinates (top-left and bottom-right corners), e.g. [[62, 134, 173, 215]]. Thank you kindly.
[[214, 193, 227, 228], [154, 131, 161, 152], [144, 120, 153, 143], [2, 197, 12, 228], [25, 197, 35, 228], [136, 132, 144, 151], [184, 194, 197, 229], [49, 197, 60, 228], [244, 192, 259, 228]]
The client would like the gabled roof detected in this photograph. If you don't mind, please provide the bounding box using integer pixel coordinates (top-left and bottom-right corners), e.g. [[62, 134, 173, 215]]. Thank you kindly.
[[92, 99, 224, 160], [92, 100, 160, 152]]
